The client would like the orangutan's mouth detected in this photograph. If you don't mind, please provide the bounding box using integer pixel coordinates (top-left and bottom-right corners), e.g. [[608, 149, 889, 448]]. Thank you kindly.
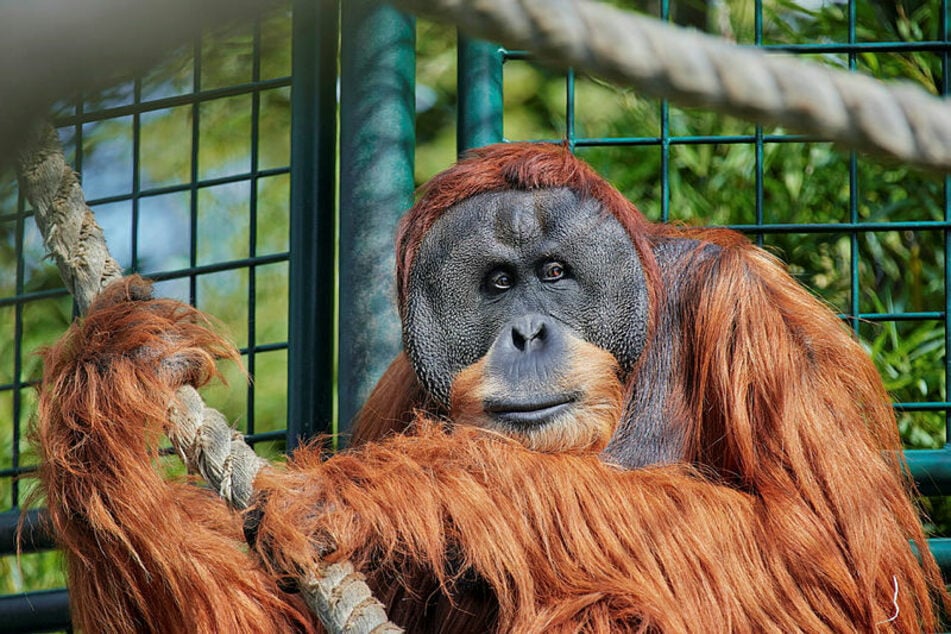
[[483, 394, 576, 426]]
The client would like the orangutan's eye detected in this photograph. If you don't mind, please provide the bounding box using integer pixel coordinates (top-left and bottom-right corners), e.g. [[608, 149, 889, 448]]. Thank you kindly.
[[486, 269, 514, 292], [540, 261, 566, 282]]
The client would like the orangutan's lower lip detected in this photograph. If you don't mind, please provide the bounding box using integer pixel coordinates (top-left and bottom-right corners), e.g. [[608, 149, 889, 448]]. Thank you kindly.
[[484, 396, 575, 426]]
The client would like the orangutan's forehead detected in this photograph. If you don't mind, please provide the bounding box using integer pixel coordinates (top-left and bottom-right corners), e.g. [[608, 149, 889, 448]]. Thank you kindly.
[[428, 187, 615, 250]]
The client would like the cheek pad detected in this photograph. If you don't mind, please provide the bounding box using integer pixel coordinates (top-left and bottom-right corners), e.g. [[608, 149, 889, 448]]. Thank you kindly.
[[600, 256, 649, 371], [552, 224, 649, 373], [403, 282, 453, 405], [404, 274, 489, 405]]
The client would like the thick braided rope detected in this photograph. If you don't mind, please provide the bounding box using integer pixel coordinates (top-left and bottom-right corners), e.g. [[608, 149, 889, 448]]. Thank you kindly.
[[16, 123, 399, 634], [169, 386, 402, 633], [395, 0, 951, 171], [16, 125, 122, 313], [167, 385, 267, 509]]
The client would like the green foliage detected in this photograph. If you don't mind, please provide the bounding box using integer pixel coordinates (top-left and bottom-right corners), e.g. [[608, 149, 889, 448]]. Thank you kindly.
[[0, 551, 67, 595]]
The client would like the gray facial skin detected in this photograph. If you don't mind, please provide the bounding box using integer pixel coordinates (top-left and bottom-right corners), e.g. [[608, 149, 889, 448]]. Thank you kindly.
[[404, 187, 649, 406]]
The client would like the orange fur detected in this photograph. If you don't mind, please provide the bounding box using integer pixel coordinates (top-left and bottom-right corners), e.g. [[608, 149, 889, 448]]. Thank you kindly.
[[34, 276, 316, 634], [349, 352, 434, 446], [33, 144, 950, 633], [257, 417, 933, 633], [343, 144, 947, 631], [264, 234, 947, 632]]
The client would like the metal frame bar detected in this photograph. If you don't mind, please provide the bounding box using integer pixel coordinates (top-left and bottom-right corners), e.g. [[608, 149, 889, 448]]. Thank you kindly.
[[286, 0, 339, 447], [457, 35, 503, 153], [337, 0, 416, 436]]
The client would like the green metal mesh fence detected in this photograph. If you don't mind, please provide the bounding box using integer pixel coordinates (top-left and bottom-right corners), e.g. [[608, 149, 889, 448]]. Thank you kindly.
[[0, 8, 309, 629]]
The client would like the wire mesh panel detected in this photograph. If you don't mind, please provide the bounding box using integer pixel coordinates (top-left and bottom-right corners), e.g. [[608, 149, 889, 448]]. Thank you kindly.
[[0, 7, 313, 628]]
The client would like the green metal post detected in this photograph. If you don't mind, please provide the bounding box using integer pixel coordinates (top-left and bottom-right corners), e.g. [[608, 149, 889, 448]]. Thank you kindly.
[[338, 1, 416, 435], [941, 0, 951, 455], [905, 449, 951, 497], [287, 0, 338, 448], [457, 35, 503, 153]]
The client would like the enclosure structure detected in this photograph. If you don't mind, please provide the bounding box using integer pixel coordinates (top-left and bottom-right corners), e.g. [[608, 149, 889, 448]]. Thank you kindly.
[[0, 0, 950, 631]]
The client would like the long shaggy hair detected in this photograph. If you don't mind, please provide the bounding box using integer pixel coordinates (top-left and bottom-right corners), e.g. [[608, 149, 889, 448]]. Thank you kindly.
[[344, 143, 948, 631], [34, 276, 315, 634], [33, 144, 949, 633]]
